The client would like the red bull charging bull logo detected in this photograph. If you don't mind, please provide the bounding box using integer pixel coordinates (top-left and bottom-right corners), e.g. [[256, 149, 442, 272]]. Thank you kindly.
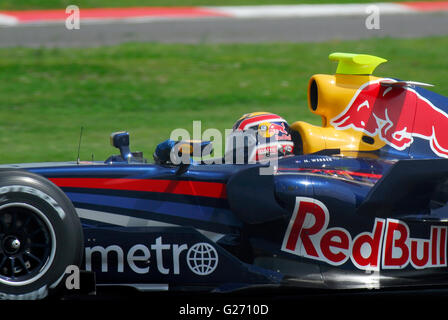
[[330, 79, 448, 158], [258, 121, 290, 139]]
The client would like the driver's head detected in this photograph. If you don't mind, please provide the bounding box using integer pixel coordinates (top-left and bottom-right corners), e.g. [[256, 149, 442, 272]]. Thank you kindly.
[[227, 112, 294, 162]]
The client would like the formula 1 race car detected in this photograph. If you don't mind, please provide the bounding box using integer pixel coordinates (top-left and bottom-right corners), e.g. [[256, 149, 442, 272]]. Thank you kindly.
[[1, 52, 448, 300]]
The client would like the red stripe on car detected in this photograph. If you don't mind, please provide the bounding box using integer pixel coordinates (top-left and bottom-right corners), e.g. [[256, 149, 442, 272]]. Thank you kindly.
[[49, 178, 227, 199]]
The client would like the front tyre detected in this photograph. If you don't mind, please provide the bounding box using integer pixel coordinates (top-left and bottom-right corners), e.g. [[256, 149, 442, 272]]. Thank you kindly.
[[0, 170, 83, 300]]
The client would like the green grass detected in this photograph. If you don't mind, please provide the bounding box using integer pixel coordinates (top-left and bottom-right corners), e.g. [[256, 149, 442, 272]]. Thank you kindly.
[[1, 36, 448, 164], [0, 0, 438, 10]]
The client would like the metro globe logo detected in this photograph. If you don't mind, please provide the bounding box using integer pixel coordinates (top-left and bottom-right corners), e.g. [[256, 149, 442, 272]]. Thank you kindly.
[[186, 243, 218, 276], [85, 237, 219, 276]]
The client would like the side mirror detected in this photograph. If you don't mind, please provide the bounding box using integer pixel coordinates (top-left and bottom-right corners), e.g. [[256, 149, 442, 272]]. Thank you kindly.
[[110, 131, 132, 162]]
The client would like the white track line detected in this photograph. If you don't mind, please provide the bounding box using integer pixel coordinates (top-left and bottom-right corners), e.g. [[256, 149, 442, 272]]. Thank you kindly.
[[208, 3, 415, 18], [0, 13, 18, 26]]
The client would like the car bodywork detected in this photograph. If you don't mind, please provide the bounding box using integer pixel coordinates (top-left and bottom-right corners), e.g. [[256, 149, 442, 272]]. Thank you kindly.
[[3, 52, 448, 294]]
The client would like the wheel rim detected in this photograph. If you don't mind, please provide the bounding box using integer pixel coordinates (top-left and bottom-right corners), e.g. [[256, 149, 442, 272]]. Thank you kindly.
[[0, 203, 56, 286]]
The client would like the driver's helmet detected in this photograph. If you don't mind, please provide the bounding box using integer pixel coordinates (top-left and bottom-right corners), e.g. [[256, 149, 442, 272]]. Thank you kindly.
[[227, 112, 294, 162]]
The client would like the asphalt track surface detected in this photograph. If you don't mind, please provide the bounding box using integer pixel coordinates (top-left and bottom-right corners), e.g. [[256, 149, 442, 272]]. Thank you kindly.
[[1, 11, 448, 47]]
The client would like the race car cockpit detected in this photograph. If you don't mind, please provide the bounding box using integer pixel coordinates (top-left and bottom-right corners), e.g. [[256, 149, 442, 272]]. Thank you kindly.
[[152, 112, 301, 166]]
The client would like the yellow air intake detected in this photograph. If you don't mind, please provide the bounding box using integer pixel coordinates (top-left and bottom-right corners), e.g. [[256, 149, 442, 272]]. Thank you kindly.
[[291, 52, 388, 155]]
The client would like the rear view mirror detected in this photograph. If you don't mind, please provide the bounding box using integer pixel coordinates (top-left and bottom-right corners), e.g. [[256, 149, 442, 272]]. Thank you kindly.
[[154, 139, 213, 165], [110, 131, 132, 161], [176, 140, 213, 158]]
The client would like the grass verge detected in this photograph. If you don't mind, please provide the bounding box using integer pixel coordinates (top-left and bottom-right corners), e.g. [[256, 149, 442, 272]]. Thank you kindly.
[[1, 36, 448, 164]]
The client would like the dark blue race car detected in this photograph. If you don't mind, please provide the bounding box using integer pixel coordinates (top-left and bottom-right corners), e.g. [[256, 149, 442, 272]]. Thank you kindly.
[[1, 52, 448, 300]]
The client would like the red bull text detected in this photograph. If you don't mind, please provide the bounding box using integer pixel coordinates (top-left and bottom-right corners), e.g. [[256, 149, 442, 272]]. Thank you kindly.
[[282, 197, 447, 270]]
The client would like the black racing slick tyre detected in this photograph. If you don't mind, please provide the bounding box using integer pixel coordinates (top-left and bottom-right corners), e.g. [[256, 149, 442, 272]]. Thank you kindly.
[[0, 170, 83, 300]]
